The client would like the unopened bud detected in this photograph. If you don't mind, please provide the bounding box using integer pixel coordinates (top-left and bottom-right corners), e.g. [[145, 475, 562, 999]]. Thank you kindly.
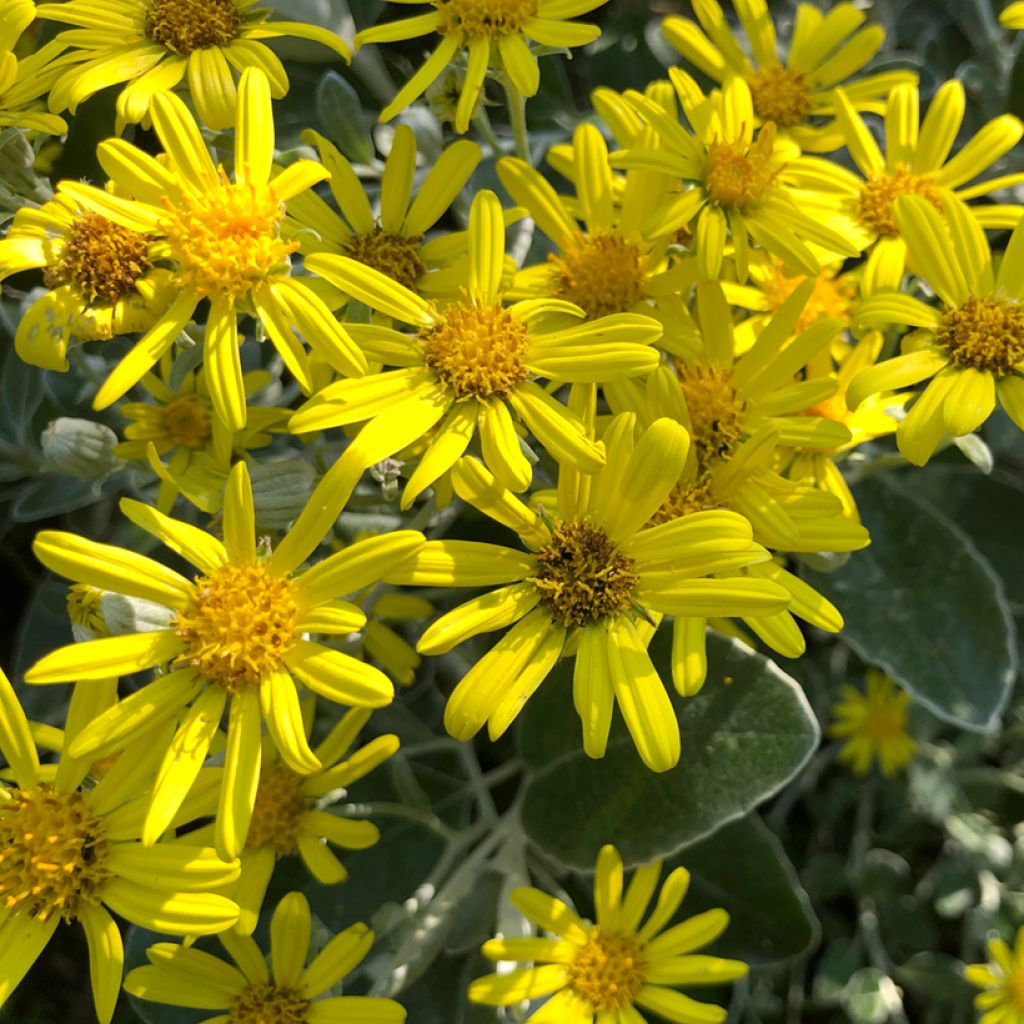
[[41, 417, 119, 479]]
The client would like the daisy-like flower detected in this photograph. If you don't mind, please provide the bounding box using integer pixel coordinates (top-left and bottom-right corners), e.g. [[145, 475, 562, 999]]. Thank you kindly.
[[828, 669, 916, 777], [965, 928, 1024, 1024], [354, 0, 608, 134], [661, 0, 916, 152], [186, 707, 399, 934], [58, 67, 368, 431], [789, 81, 1024, 290], [613, 74, 860, 281], [126, 891, 406, 1022], [0, 666, 240, 1023], [288, 125, 483, 298], [288, 188, 662, 521], [24, 461, 423, 861], [470, 843, 747, 1023], [1001, 3, 1024, 29], [115, 354, 287, 512], [39, 0, 350, 130], [385, 412, 789, 772], [0, 0, 69, 134], [0, 190, 178, 372], [850, 194, 1024, 465], [497, 122, 692, 344]]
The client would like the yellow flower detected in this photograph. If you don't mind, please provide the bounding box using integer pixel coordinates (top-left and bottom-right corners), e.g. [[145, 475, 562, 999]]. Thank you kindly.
[[613, 74, 860, 281], [828, 669, 916, 776], [288, 125, 483, 298], [24, 461, 424, 861], [58, 67, 367, 431], [39, 0, 350, 130], [497, 122, 693, 343], [287, 188, 663, 529], [850, 194, 1024, 465], [354, 0, 608, 134], [0, 191, 178, 372], [0, 666, 240, 1024], [965, 929, 1024, 1024], [187, 707, 398, 934], [1001, 2, 1024, 29], [470, 843, 747, 1023], [661, 0, 916, 151], [0, 0, 68, 134], [789, 81, 1024, 291], [125, 891, 406, 1022], [385, 411, 789, 772]]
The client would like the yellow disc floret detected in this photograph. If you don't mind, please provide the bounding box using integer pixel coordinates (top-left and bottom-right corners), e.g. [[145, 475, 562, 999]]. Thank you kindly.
[[342, 227, 426, 291], [705, 126, 780, 209], [228, 984, 309, 1024], [856, 168, 942, 237], [565, 933, 647, 1012], [938, 296, 1024, 375], [0, 785, 109, 922], [145, 0, 243, 54], [174, 563, 299, 691], [246, 762, 307, 854], [746, 66, 813, 128], [677, 365, 748, 467], [45, 213, 151, 304], [758, 261, 854, 332], [648, 476, 717, 526], [422, 299, 529, 399], [66, 583, 110, 637], [550, 232, 647, 319], [530, 518, 638, 628], [435, 0, 539, 41], [161, 395, 213, 448], [164, 176, 297, 300]]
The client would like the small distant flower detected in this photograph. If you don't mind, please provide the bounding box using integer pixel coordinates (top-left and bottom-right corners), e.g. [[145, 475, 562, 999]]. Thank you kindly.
[[661, 0, 916, 151], [39, 0, 350, 130], [965, 928, 1024, 1024], [470, 843, 747, 1023], [25, 461, 423, 861], [355, 0, 608, 134], [125, 891, 406, 1022], [0, 665, 240, 1024], [829, 669, 917, 777]]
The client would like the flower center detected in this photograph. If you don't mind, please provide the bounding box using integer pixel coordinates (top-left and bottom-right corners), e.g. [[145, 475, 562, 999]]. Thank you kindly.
[[677, 365, 747, 468], [863, 705, 906, 742], [746, 66, 812, 128], [704, 126, 780, 209], [566, 932, 646, 1012], [228, 984, 309, 1024], [856, 168, 942, 237], [246, 762, 307, 855], [549, 232, 647, 319], [45, 213, 151, 304], [174, 563, 299, 691], [161, 395, 212, 448], [1009, 967, 1024, 1010], [648, 476, 717, 526], [163, 177, 297, 300], [421, 299, 529, 399], [758, 260, 854, 332], [434, 0, 539, 41], [145, 0, 243, 54], [66, 583, 110, 638], [529, 518, 638, 628], [938, 296, 1024, 376], [0, 785, 109, 923], [342, 226, 426, 292]]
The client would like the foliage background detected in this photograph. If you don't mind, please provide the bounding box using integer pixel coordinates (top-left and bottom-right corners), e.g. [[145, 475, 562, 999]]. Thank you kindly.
[[3, 0, 1024, 1021]]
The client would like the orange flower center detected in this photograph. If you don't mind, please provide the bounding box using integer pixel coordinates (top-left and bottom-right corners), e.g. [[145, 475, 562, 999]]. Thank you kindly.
[[228, 983, 309, 1024], [46, 212, 151, 304], [705, 125, 780, 209], [421, 299, 529, 399], [174, 563, 298, 691], [145, 0, 243, 54], [0, 784, 109, 922], [746, 65, 813, 128], [343, 226, 426, 292], [938, 296, 1024, 376], [566, 932, 647, 1011], [161, 395, 213, 448], [856, 168, 942, 237], [550, 232, 647, 319], [246, 762, 308, 854], [434, 0, 539, 41]]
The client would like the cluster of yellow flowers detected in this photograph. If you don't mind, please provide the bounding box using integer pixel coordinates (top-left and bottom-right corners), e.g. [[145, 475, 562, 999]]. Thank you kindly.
[[1, 0, 1020, 1019]]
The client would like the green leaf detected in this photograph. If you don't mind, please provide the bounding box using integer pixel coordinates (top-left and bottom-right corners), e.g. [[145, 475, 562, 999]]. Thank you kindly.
[[805, 475, 1016, 732], [518, 632, 820, 870], [664, 813, 819, 966], [316, 70, 374, 164]]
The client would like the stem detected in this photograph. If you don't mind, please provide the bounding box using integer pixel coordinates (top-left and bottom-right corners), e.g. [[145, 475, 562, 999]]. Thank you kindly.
[[504, 79, 531, 164], [473, 106, 505, 158], [341, 800, 460, 842]]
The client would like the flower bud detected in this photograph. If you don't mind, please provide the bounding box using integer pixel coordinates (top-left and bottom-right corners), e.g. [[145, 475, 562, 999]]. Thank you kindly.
[[41, 417, 120, 479]]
